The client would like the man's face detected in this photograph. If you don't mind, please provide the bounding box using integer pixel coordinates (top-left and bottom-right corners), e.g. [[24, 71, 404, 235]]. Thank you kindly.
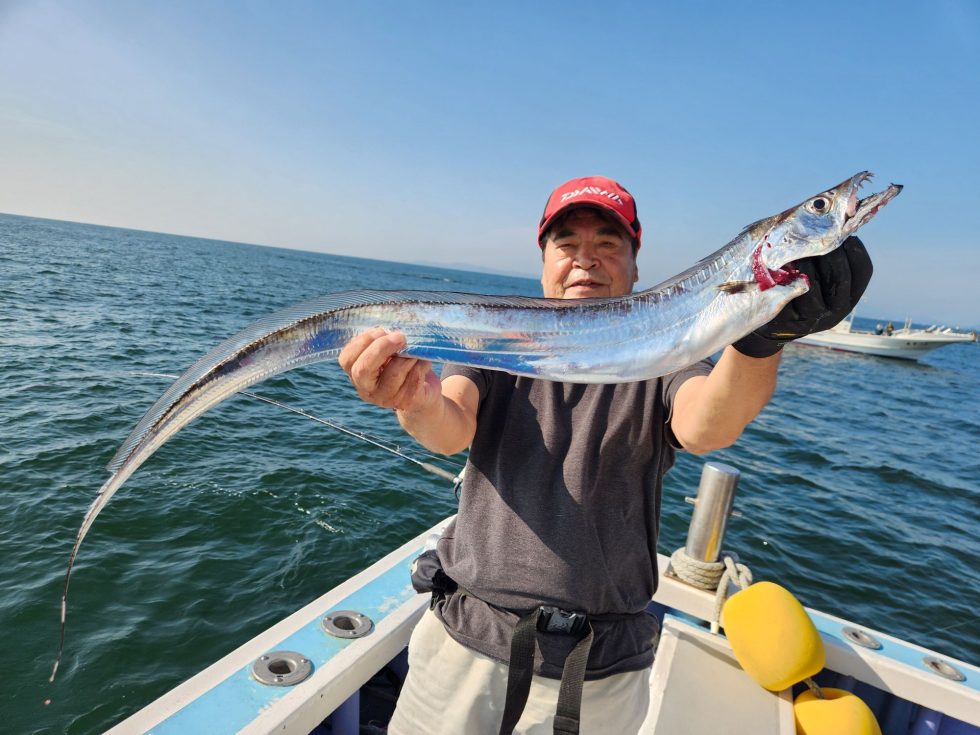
[[540, 208, 639, 299]]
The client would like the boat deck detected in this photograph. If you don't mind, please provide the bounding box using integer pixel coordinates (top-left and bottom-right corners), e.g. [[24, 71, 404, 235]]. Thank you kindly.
[[107, 519, 980, 735]]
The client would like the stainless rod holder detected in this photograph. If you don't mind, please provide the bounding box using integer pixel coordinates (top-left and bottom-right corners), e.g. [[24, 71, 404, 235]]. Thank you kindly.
[[684, 462, 740, 562]]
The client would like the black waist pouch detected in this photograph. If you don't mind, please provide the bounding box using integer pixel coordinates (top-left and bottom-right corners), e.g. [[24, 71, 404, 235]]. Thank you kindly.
[[410, 549, 458, 605]]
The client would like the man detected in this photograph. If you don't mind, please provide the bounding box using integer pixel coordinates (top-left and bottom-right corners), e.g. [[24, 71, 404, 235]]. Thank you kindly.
[[339, 176, 871, 734]]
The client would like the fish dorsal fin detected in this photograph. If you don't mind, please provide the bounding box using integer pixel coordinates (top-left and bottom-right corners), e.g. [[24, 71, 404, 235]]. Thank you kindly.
[[640, 230, 750, 298], [105, 289, 575, 473]]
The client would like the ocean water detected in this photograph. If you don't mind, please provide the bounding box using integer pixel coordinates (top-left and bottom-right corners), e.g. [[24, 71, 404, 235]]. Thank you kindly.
[[1, 212, 977, 734]]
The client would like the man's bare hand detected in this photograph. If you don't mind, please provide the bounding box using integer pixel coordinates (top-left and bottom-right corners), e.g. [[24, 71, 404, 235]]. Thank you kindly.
[[338, 328, 441, 413]]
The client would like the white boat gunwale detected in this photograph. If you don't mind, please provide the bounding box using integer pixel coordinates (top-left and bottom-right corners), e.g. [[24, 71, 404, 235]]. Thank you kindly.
[[108, 515, 980, 733], [106, 519, 451, 734]]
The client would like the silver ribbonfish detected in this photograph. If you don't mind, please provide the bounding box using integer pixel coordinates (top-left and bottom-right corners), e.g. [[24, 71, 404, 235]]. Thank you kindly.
[[51, 171, 901, 681]]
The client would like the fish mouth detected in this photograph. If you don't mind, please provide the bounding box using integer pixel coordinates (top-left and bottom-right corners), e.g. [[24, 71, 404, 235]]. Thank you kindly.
[[756, 173, 903, 290], [842, 173, 903, 237]]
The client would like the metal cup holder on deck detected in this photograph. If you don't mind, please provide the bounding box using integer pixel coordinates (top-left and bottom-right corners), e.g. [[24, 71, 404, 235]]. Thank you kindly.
[[842, 626, 882, 650], [922, 656, 966, 682], [251, 650, 313, 686], [321, 610, 373, 639]]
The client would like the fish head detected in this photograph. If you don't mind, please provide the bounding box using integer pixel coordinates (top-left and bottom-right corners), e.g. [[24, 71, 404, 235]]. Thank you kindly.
[[750, 172, 902, 289]]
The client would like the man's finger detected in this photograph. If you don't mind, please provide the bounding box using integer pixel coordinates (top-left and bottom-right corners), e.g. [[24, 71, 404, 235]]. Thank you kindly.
[[792, 257, 829, 318], [391, 359, 434, 410], [372, 355, 420, 402], [349, 332, 407, 392], [338, 328, 388, 374], [812, 247, 849, 310]]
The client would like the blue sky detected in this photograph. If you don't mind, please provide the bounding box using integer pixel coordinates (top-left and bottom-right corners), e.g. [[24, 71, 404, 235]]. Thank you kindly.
[[1, 1, 978, 325]]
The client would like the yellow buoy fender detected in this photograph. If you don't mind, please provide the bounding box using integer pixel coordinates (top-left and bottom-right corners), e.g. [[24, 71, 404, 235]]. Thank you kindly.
[[721, 581, 825, 691], [794, 688, 882, 735]]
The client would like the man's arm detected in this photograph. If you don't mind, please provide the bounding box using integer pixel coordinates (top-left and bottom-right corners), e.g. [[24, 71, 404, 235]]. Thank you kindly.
[[338, 328, 479, 455], [396, 374, 478, 455], [671, 236, 873, 454], [670, 348, 779, 454]]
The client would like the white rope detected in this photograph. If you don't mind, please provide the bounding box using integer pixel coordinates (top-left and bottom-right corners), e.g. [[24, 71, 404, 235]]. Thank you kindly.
[[669, 547, 753, 634]]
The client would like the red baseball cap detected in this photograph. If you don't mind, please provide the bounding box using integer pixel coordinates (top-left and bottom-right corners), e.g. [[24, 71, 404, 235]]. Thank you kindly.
[[538, 175, 642, 249]]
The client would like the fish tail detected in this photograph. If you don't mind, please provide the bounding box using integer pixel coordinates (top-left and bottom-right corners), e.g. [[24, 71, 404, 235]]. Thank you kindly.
[[51, 473, 121, 682]]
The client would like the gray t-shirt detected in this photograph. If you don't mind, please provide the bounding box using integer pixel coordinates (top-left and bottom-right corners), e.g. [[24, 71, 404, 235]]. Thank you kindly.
[[433, 359, 714, 679]]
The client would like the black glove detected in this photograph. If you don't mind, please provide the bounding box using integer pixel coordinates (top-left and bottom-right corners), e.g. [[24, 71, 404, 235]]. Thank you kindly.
[[733, 236, 873, 358]]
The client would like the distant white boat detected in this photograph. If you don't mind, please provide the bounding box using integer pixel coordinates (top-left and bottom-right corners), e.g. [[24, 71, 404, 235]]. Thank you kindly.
[[796, 314, 977, 361]]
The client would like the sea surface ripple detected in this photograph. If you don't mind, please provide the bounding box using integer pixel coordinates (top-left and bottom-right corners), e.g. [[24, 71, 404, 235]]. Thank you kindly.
[[1, 213, 977, 734]]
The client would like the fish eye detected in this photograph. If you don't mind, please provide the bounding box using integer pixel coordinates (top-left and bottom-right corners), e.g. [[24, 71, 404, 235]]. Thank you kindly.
[[805, 195, 833, 214]]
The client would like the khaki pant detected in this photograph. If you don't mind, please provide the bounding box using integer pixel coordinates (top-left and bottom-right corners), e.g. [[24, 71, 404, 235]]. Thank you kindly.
[[388, 609, 651, 735]]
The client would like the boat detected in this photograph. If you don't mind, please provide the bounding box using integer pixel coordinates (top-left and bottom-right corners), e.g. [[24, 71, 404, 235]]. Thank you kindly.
[[103, 462, 979, 735], [796, 314, 977, 361]]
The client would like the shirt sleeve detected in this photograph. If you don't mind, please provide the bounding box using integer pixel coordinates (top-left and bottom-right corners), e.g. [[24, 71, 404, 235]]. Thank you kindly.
[[440, 363, 491, 403], [661, 357, 715, 449]]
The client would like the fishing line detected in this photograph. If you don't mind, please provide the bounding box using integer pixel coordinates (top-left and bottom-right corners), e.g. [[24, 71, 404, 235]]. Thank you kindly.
[[130, 372, 464, 485], [239, 390, 462, 483], [930, 616, 979, 635]]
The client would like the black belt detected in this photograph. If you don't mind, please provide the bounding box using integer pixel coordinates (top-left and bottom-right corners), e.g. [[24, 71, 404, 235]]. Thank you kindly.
[[411, 551, 639, 734], [498, 605, 594, 735]]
